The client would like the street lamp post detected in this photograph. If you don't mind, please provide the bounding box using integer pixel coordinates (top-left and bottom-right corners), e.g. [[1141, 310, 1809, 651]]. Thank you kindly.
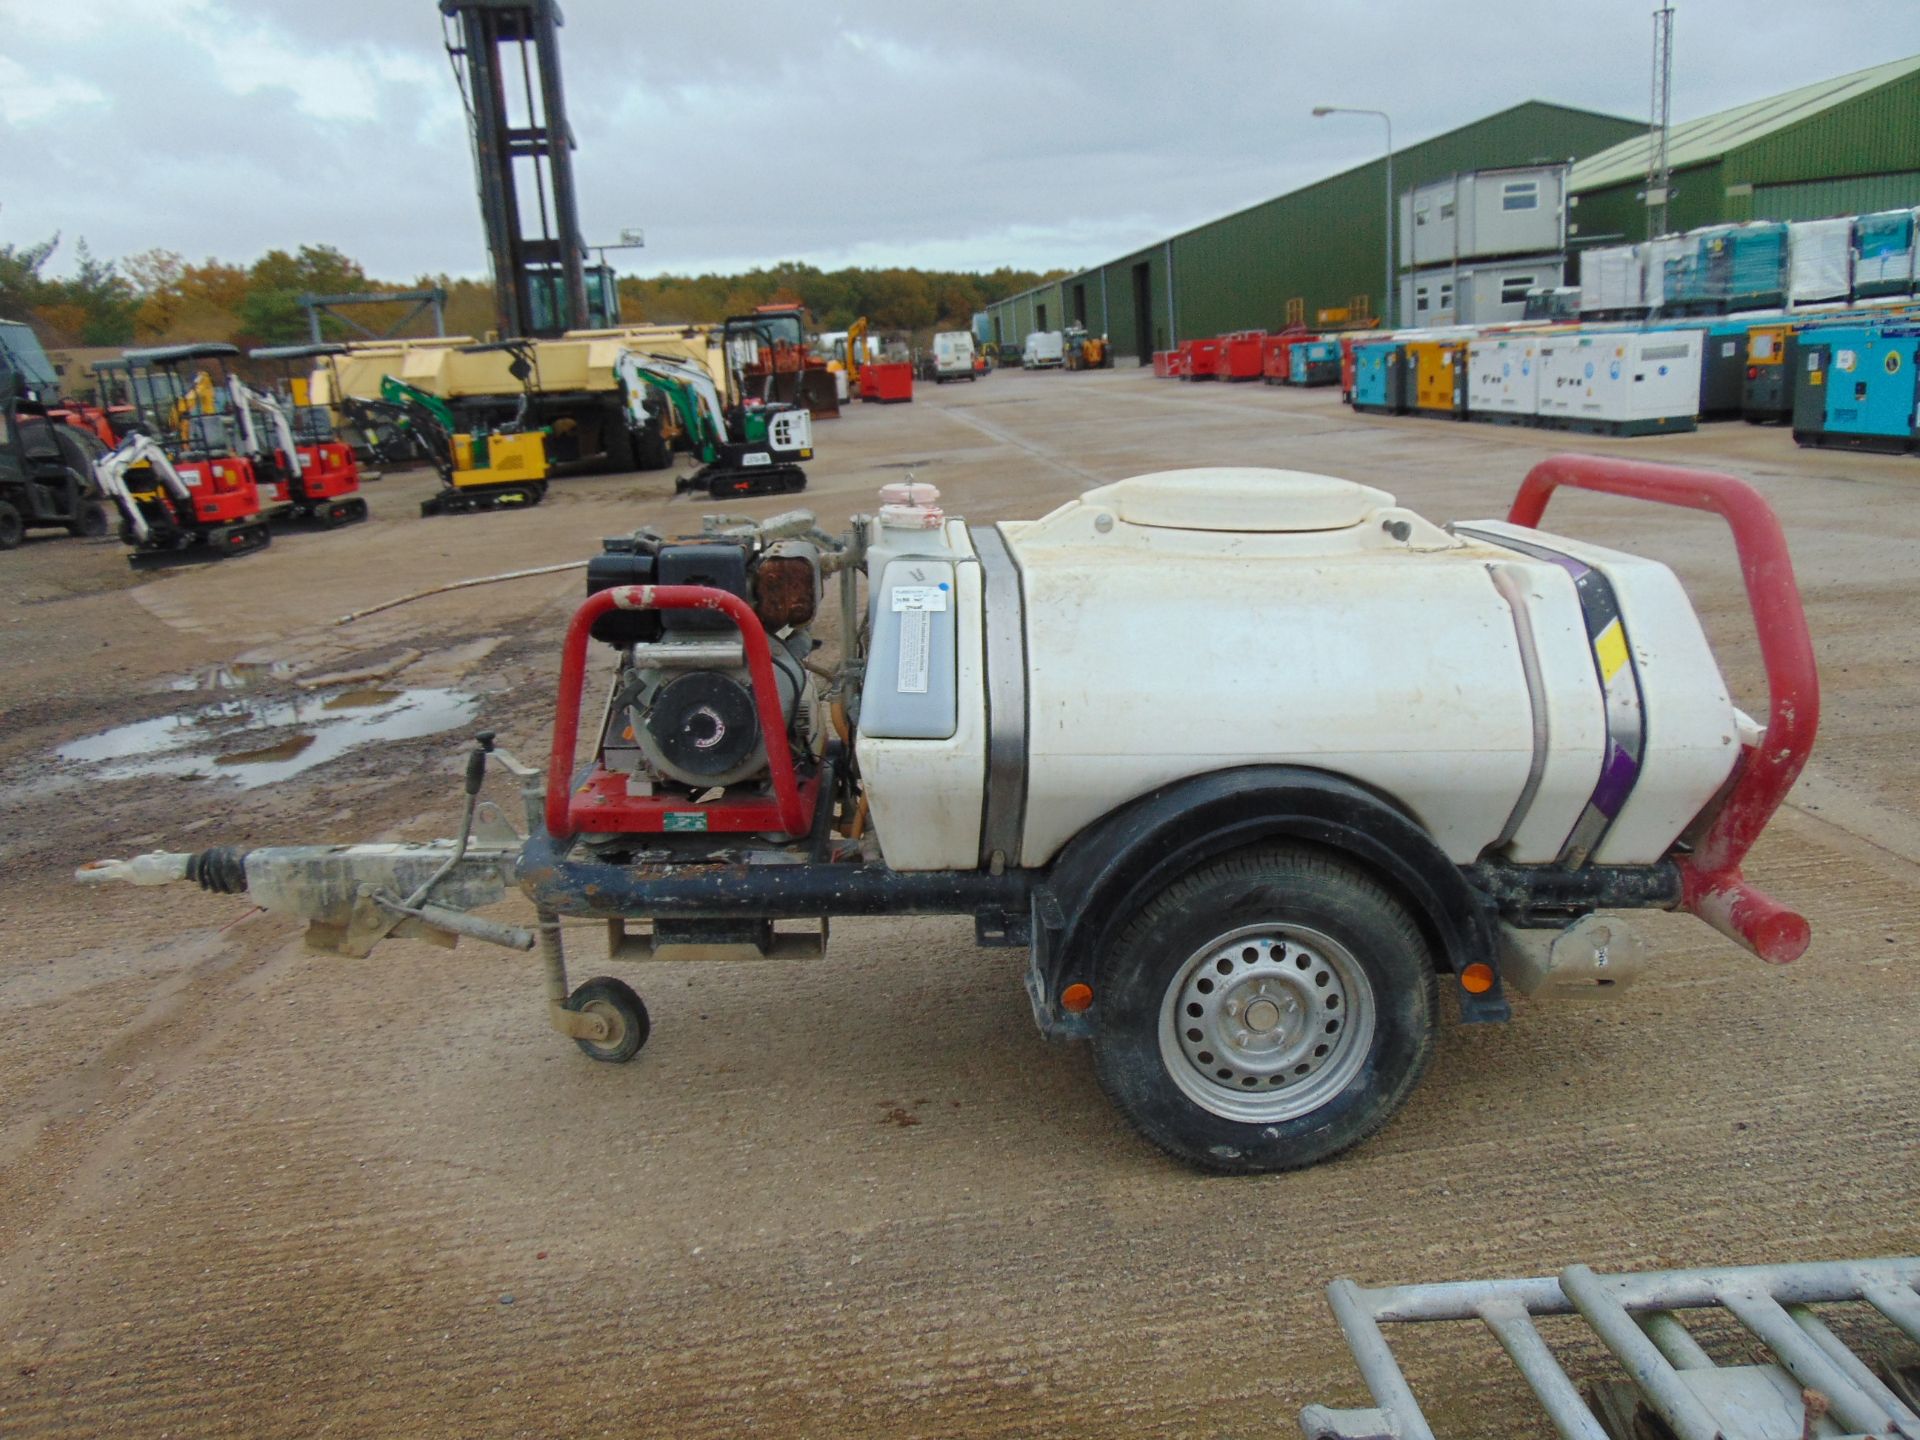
[[1312, 106, 1395, 328]]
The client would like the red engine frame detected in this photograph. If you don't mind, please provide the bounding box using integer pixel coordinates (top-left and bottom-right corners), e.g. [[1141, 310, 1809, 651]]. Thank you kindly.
[[1508, 455, 1820, 964], [547, 586, 818, 841]]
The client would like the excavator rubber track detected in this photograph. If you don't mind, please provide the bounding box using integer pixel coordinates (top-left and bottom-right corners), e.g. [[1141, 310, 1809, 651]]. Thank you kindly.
[[311, 496, 370, 528], [683, 464, 807, 500], [420, 483, 547, 517]]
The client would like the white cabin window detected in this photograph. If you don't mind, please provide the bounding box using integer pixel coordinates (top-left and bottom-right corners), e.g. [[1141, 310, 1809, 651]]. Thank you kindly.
[[1438, 201, 1455, 221], [1500, 274, 1536, 304], [1437, 282, 1454, 309], [1502, 180, 1539, 211], [1415, 206, 1429, 228], [1415, 286, 1430, 313]]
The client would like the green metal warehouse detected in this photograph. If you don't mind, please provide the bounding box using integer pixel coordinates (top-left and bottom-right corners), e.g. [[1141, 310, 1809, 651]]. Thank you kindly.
[[982, 101, 1641, 364], [985, 55, 1920, 363], [1567, 54, 1920, 249]]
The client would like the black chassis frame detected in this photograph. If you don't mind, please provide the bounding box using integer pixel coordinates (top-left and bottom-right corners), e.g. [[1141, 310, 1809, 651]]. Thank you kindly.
[[513, 763, 1684, 1044]]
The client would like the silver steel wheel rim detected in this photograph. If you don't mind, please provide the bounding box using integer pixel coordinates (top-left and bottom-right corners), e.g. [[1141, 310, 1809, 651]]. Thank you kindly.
[[1157, 922, 1376, 1123], [583, 1000, 627, 1052]]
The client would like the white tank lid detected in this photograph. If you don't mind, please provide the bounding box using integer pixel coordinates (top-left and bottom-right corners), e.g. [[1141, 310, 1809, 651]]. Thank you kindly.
[[1082, 468, 1395, 532]]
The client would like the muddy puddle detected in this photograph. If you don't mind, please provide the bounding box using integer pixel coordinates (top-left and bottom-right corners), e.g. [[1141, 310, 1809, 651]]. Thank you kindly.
[[58, 687, 480, 789]]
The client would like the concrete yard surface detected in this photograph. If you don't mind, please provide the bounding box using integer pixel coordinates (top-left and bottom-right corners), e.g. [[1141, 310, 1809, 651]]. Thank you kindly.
[[1, 368, 1917, 1437]]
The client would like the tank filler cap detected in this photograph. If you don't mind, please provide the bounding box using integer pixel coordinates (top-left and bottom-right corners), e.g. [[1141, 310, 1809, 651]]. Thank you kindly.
[[1082, 468, 1395, 533]]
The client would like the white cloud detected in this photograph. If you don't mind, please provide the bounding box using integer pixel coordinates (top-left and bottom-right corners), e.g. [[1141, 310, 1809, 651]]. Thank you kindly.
[[2, 1, 1917, 283], [0, 54, 107, 125]]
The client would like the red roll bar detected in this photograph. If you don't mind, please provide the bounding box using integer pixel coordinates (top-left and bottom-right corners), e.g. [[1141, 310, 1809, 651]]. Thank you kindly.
[[1508, 454, 1820, 964], [546, 585, 812, 840]]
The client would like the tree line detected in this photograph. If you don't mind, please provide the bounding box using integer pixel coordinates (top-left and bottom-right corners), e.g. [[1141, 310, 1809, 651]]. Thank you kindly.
[[1, 234, 1063, 352]]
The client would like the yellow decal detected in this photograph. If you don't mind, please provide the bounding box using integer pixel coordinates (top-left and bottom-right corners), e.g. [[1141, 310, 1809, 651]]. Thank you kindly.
[[1594, 619, 1629, 681]]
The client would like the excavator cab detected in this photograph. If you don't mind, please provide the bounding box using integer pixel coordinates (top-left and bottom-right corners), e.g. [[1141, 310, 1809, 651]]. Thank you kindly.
[[92, 344, 273, 560]]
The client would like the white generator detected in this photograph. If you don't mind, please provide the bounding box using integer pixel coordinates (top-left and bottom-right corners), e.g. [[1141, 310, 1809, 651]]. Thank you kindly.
[[1464, 336, 1543, 423], [1536, 332, 1702, 435], [83, 463, 1817, 1177]]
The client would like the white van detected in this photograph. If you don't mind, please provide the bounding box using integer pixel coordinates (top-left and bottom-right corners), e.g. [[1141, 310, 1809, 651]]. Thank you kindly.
[[1023, 331, 1065, 369], [932, 331, 977, 383]]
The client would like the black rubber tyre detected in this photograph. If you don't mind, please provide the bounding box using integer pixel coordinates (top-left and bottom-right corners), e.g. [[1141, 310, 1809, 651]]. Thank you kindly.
[[566, 976, 650, 1063], [637, 424, 672, 471], [1091, 844, 1437, 1175], [0, 498, 22, 550], [68, 503, 109, 539], [602, 416, 637, 473]]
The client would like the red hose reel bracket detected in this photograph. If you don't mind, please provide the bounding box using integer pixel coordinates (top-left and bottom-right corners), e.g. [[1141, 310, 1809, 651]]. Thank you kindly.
[[1508, 454, 1820, 963]]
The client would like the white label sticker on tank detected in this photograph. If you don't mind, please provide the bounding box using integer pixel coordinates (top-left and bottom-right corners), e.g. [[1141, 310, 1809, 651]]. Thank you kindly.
[[1836, 349, 1857, 372], [896, 608, 931, 694], [1721, 341, 1736, 357], [742, 452, 771, 467], [890, 585, 948, 612]]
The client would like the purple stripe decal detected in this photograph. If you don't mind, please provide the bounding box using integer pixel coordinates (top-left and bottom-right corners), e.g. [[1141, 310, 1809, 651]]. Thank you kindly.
[[1590, 744, 1641, 817]]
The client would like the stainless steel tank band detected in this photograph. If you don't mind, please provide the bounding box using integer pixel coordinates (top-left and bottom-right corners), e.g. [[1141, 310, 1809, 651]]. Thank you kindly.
[[1459, 526, 1647, 866], [971, 524, 1029, 871]]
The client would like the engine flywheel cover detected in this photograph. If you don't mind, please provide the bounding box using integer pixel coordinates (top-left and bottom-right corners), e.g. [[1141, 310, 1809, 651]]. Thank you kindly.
[[644, 671, 762, 779]]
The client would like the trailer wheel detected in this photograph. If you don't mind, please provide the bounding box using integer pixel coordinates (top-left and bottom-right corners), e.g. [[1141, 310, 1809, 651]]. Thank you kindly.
[[0, 499, 21, 550], [1092, 844, 1436, 1174], [566, 976, 650, 1063]]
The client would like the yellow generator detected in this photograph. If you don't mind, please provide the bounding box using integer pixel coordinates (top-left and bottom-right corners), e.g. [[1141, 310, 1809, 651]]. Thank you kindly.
[[1741, 322, 1796, 424], [1405, 338, 1468, 419]]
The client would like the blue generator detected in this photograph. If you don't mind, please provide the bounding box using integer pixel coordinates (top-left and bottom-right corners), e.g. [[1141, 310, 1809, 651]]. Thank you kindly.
[[1351, 343, 1406, 414], [1792, 324, 1920, 454], [1289, 340, 1341, 387]]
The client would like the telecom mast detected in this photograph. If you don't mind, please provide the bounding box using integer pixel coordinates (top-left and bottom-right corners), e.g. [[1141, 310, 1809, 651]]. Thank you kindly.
[[1645, 4, 1675, 239]]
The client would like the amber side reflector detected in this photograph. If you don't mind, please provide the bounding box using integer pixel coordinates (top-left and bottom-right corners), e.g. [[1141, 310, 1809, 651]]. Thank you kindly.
[[1060, 983, 1094, 1013], [1460, 962, 1496, 995]]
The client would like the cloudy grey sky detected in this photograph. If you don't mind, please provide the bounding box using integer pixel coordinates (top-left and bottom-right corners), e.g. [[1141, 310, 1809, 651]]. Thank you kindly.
[[5, 0, 1918, 283]]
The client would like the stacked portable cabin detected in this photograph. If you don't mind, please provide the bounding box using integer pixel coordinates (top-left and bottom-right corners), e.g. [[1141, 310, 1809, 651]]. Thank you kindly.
[[1399, 165, 1570, 329]]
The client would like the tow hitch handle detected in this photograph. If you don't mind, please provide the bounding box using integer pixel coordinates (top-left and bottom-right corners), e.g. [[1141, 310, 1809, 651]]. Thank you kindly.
[[1508, 454, 1819, 964]]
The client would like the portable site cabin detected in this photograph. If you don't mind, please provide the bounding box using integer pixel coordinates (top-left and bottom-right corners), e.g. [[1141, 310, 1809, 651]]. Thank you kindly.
[[1403, 255, 1568, 329], [1399, 166, 1568, 270]]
